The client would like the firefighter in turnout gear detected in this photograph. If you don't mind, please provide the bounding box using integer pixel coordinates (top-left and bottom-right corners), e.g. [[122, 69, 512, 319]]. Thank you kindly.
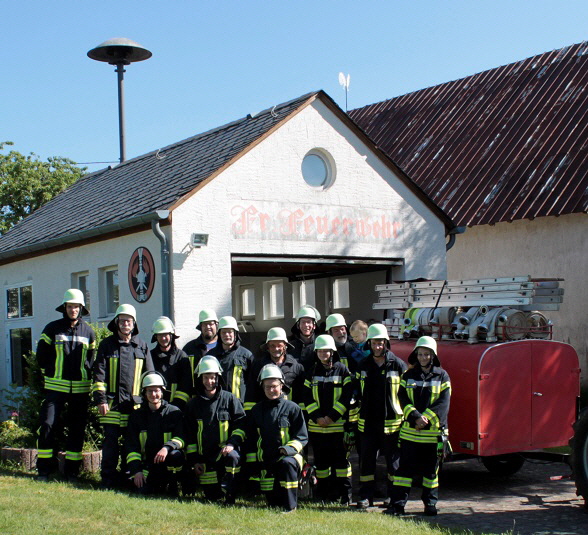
[[289, 305, 321, 371], [36, 289, 96, 481], [387, 336, 451, 517], [150, 317, 191, 410], [125, 372, 185, 495], [324, 314, 356, 373], [303, 334, 353, 504], [355, 323, 407, 509], [181, 309, 219, 394], [92, 304, 153, 488], [184, 356, 246, 504], [325, 313, 361, 448], [229, 364, 308, 512], [208, 316, 254, 404], [246, 327, 306, 410]]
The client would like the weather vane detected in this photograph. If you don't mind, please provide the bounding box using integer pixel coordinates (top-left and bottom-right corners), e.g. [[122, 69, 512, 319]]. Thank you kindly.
[[338, 72, 351, 111]]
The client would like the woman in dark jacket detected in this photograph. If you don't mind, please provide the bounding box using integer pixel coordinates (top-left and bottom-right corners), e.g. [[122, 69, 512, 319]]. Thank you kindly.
[[386, 336, 451, 517]]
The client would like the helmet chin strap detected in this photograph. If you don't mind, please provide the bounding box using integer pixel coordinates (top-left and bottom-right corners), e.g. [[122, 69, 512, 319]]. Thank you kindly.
[[320, 354, 333, 367]]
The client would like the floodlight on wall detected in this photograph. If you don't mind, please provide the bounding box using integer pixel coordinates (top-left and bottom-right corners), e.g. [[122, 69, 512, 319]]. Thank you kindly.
[[191, 233, 209, 248], [87, 38, 152, 164]]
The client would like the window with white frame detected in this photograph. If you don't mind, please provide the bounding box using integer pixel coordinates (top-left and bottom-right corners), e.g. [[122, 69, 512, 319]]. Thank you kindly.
[[240, 284, 256, 319], [5, 283, 33, 386], [263, 280, 284, 320], [72, 271, 90, 314], [332, 278, 350, 309], [292, 280, 316, 316], [6, 284, 33, 319], [99, 266, 119, 316]]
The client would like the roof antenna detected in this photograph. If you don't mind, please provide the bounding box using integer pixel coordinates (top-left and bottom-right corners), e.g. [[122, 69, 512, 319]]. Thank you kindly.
[[338, 72, 351, 111]]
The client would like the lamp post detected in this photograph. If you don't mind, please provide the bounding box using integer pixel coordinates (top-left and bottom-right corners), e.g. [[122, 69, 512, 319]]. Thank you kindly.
[[87, 38, 152, 163]]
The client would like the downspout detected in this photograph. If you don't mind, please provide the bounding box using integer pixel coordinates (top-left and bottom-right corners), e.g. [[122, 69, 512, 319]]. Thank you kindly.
[[446, 226, 466, 251], [151, 210, 172, 321]]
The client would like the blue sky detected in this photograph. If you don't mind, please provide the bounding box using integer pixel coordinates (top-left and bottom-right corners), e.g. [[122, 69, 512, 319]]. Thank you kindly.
[[4, 1, 588, 173]]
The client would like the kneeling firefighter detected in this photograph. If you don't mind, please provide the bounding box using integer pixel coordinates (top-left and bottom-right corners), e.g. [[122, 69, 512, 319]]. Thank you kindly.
[[125, 371, 185, 495]]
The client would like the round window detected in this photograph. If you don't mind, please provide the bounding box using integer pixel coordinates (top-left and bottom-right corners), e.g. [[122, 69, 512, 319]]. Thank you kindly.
[[301, 149, 335, 189]]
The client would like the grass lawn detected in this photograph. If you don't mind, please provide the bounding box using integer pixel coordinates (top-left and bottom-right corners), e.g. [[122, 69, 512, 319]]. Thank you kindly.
[[0, 467, 494, 535]]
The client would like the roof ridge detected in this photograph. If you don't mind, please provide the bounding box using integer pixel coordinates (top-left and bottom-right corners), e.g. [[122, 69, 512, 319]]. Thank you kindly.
[[105, 90, 321, 170]]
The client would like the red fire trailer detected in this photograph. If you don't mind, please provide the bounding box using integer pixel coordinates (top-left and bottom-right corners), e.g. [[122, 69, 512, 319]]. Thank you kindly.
[[389, 338, 588, 505]]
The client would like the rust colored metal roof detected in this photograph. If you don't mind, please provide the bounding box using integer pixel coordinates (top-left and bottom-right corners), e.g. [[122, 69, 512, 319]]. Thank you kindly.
[[349, 42, 588, 227]]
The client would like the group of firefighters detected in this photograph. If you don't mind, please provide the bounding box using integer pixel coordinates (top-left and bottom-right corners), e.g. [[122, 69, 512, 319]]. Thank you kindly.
[[35, 288, 451, 515]]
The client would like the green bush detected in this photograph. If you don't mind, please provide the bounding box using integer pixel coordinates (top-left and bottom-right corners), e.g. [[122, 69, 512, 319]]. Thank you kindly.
[[0, 418, 34, 448]]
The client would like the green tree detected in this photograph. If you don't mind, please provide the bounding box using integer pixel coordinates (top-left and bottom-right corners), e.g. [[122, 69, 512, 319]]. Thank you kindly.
[[0, 141, 86, 235]]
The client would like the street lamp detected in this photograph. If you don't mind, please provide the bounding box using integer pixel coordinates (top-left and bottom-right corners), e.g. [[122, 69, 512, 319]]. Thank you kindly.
[[87, 38, 152, 163]]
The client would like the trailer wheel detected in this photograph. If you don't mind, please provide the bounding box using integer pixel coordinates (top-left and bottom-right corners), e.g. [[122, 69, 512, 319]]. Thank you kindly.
[[570, 408, 588, 508], [481, 454, 525, 476]]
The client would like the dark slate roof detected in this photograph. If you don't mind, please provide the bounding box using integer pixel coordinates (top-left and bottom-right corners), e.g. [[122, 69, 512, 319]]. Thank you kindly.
[[0, 92, 318, 255], [0, 90, 454, 261], [349, 42, 588, 227]]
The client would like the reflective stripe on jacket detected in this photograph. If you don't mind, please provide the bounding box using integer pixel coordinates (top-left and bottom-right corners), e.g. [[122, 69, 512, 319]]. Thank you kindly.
[[184, 387, 246, 464], [125, 399, 184, 475], [304, 359, 352, 434], [37, 318, 96, 394], [92, 334, 153, 416], [356, 350, 407, 434], [398, 365, 451, 443]]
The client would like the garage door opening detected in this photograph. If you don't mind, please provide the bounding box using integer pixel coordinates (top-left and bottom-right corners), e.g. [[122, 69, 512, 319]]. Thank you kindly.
[[231, 254, 403, 350]]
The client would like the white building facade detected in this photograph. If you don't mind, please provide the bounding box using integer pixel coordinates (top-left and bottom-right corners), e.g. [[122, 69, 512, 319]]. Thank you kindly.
[[0, 92, 452, 396]]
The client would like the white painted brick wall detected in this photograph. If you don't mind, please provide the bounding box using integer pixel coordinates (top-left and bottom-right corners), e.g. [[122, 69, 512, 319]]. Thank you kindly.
[[171, 101, 447, 340]]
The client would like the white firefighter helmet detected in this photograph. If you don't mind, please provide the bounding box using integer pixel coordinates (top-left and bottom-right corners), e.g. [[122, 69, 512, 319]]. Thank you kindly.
[[258, 363, 285, 384], [108, 303, 139, 334], [295, 305, 321, 322], [366, 323, 390, 341], [265, 327, 289, 344], [414, 335, 437, 355], [55, 288, 89, 315], [141, 371, 167, 391], [151, 316, 179, 343], [325, 313, 346, 331], [115, 304, 137, 321], [408, 336, 440, 366], [196, 355, 223, 377], [152, 316, 176, 334], [218, 316, 239, 331], [314, 334, 337, 352], [198, 309, 218, 325]]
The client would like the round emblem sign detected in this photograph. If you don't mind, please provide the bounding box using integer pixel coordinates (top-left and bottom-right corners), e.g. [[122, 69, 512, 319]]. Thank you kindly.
[[128, 247, 156, 303]]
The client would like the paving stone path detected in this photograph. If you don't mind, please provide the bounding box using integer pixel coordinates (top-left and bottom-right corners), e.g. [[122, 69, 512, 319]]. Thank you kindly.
[[362, 457, 587, 535]]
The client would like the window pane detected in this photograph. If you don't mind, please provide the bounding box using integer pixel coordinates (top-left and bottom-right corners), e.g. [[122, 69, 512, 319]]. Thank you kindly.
[[78, 275, 90, 314], [106, 270, 119, 315], [300, 280, 316, 307], [271, 282, 284, 318], [302, 153, 328, 187], [7, 288, 19, 319], [241, 286, 255, 317], [10, 327, 32, 386], [333, 278, 350, 309], [292, 282, 301, 317], [20, 285, 33, 317], [264, 280, 284, 319]]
